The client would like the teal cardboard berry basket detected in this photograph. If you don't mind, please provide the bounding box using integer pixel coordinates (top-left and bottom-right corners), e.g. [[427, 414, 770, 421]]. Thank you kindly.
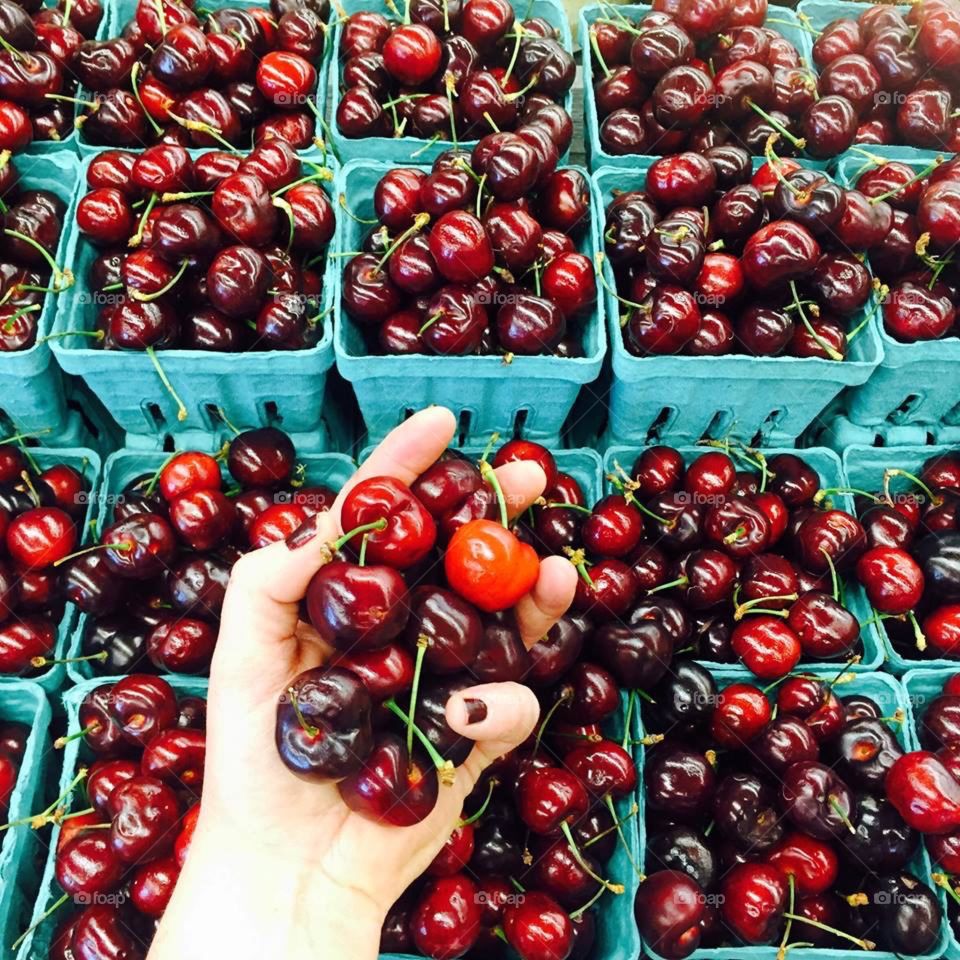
[[334, 159, 607, 446], [326, 0, 574, 167], [842, 444, 960, 674], [63, 447, 357, 685], [0, 681, 53, 959], [0, 153, 80, 435], [594, 161, 884, 445], [579, 3, 817, 172], [50, 150, 339, 442], [0, 448, 103, 695], [603, 444, 884, 671], [832, 151, 960, 429], [639, 666, 950, 960], [902, 668, 960, 960], [381, 689, 643, 960], [13, 675, 207, 960], [76, 0, 334, 159]]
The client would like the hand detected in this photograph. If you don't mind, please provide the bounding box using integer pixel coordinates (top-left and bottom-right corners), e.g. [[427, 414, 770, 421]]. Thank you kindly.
[[148, 407, 578, 960]]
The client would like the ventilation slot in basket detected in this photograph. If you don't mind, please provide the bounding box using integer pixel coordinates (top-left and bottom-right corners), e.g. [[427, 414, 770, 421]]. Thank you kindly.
[[751, 409, 785, 446], [143, 402, 166, 431], [456, 409, 472, 447], [702, 411, 734, 442], [513, 409, 529, 437], [645, 407, 674, 442], [887, 395, 921, 423]]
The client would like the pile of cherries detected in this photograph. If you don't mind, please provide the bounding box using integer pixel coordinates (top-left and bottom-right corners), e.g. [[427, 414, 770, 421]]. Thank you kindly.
[[0, 716, 28, 816], [75, 140, 334, 354], [70, 0, 330, 150], [0, 444, 92, 675], [604, 146, 881, 359], [847, 450, 960, 660], [637, 666, 943, 957], [589, 0, 860, 159], [334, 0, 574, 144], [17, 675, 205, 959], [849, 155, 960, 343], [812, 0, 960, 151], [895, 671, 960, 945], [275, 439, 637, 959], [0, 0, 103, 150], [0, 153, 71, 351], [65, 425, 337, 676], [342, 153, 594, 357]]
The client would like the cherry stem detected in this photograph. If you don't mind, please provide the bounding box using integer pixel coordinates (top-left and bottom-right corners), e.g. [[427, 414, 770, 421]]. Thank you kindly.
[[418, 311, 443, 336], [52, 541, 131, 569], [273, 170, 333, 199], [129, 192, 159, 249], [883, 468, 942, 508], [2, 230, 71, 291], [375, 212, 430, 274], [338, 193, 377, 224], [458, 776, 498, 828], [782, 913, 873, 950], [483, 111, 501, 133], [383, 699, 455, 785], [560, 820, 624, 894], [144, 450, 179, 496], [583, 801, 639, 851], [443, 73, 459, 149], [505, 75, 539, 102], [475, 174, 487, 219], [12, 893, 69, 951], [933, 873, 960, 907], [407, 635, 428, 763], [1, 767, 88, 833], [604, 794, 644, 880], [569, 881, 609, 920], [723, 524, 746, 544], [868, 158, 942, 205], [167, 113, 240, 153], [563, 547, 595, 589], [131, 257, 189, 303], [828, 795, 856, 834], [775, 872, 797, 960], [502, 22, 524, 87], [332, 517, 387, 552], [819, 547, 841, 604], [908, 609, 927, 652], [0, 34, 24, 61], [54, 723, 98, 749], [479, 459, 509, 529], [621, 691, 636, 751], [146, 346, 189, 423], [647, 575, 688, 595], [2, 303, 40, 332], [813, 486, 882, 506], [30, 650, 108, 669], [288, 686, 320, 738], [589, 26, 612, 78], [746, 99, 806, 150], [130, 62, 163, 137], [734, 593, 798, 621], [532, 688, 572, 759], [539, 500, 593, 515], [789, 281, 843, 361]]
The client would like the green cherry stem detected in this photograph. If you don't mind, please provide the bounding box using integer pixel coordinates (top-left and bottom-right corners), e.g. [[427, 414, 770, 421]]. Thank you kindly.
[[146, 347, 189, 422], [479, 459, 509, 528], [407, 635, 429, 762], [383, 698, 456, 785], [332, 517, 388, 552], [458, 776, 498, 828]]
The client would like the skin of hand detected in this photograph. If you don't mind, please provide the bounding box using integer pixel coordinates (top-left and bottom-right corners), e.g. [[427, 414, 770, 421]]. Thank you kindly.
[[148, 407, 578, 960]]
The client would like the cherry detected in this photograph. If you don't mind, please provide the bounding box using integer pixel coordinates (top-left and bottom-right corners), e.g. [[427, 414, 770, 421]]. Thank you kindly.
[[765, 831, 838, 896], [428, 210, 494, 284], [504, 890, 573, 960], [518, 765, 589, 835], [71, 904, 145, 960], [634, 870, 705, 959], [709, 681, 771, 746], [6, 506, 76, 569], [411, 875, 481, 958], [131, 855, 179, 917], [714, 772, 783, 851], [110, 674, 178, 747], [719, 862, 786, 944], [731, 615, 801, 679], [855, 545, 925, 614], [306, 561, 409, 651], [276, 666, 373, 781], [339, 731, 438, 825], [780, 761, 853, 839], [646, 747, 716, 821], [55, 832, 123, 896], [108, 775, 180, 864]]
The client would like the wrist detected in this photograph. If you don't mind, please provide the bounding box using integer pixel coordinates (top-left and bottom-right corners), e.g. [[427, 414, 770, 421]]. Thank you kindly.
[[149, 820, 384, 960]]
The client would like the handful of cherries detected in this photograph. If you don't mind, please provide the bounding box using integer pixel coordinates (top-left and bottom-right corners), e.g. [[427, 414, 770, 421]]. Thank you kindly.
[[68, 0, 330, 150], [603, 146, 881, 359], [0, 0, 104, 150], [334, 0, 575, 145], [0, 153, 72, 352], [812, 0, 960, 151], [0, 443, 95, 676], [341, 151, 595, 357], [8, 675, 206, 959], [637, 667, 942, 957], [74, 140, 335, 367], [66, 425, 338, 676], [847, 449, 960, 659], [849, 155, 960, 343]]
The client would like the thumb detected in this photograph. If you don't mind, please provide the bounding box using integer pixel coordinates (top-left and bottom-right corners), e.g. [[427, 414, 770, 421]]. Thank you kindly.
[[404, 682, 540, 858]]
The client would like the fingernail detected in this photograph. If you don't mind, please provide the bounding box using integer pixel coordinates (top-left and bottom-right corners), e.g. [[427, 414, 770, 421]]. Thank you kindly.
[[285, 514, 319, 550], [463, 698, 487, 724]]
